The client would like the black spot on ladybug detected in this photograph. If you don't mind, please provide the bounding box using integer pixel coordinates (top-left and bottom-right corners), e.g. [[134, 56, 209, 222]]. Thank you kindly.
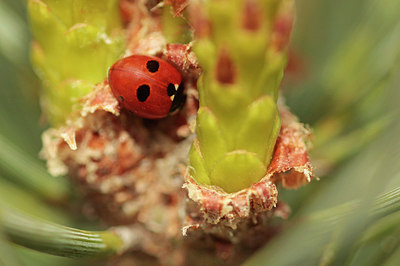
[[167, 83, 176, 96], [137, 85, 150, 102], [118, 95, 124, 102], [146, 60, 159, 73]]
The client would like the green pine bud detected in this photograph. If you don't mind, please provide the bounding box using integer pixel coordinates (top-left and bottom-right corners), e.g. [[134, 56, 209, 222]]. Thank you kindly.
[[28, 0, 125, 125], [188, 0, 292, 192]]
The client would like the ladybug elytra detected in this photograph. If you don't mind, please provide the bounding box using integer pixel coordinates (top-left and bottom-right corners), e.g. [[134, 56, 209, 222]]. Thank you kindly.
[[108, 55, 185, 119]]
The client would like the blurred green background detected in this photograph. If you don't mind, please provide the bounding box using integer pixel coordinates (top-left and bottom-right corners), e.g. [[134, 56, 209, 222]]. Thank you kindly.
[[0, 0, 400, 265]]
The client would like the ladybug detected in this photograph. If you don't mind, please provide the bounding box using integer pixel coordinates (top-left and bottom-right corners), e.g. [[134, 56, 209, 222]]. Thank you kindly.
[[108, 55, 185, 119]]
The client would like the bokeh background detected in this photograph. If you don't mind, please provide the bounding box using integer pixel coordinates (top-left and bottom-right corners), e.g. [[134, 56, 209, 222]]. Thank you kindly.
[[0, 0, 399, 265]]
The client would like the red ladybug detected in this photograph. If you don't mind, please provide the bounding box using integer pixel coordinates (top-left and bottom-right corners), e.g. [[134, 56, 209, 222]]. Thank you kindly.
[[108, 55, 185, 119]]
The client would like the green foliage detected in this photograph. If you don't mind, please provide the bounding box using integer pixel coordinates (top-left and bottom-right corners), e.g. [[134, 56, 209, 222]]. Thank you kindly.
[[189, 0, 288, 192], [287, 0, 400, 168], [245, 0, 400, 264], [28, 0, 125, 125], [0, 133, 70, 202], [246, 122, 400, 265]]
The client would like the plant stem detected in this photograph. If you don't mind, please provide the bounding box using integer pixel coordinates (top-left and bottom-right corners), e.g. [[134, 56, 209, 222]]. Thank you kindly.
[[1, 208, 124, 258]]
